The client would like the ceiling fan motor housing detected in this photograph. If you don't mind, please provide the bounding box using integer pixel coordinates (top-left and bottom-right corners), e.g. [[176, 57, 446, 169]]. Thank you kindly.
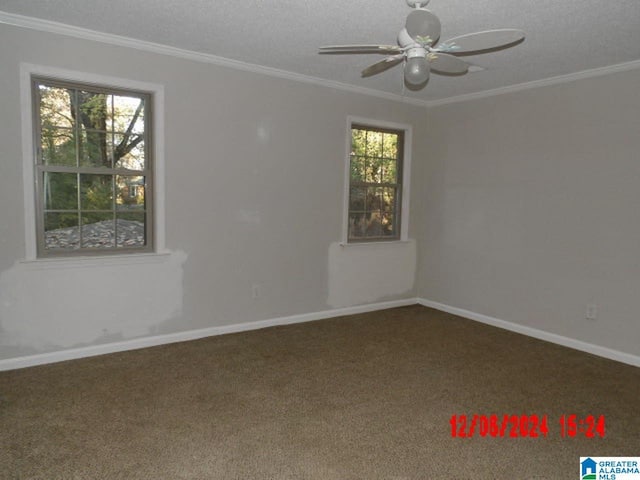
[[406, 0, 430, 7], [398, 28, 416, 48]]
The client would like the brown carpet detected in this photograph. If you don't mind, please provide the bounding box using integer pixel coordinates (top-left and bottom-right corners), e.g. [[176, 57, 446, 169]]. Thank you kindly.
[[1, 305, 639, 479]]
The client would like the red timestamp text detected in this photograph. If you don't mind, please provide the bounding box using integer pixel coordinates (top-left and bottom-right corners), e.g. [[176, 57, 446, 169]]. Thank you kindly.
[[450, 414, 606, 438]]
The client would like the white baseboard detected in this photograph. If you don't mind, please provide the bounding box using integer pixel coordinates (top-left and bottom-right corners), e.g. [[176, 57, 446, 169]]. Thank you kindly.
[[0, 298, 417, 371], [4, 297, 638, 371], [418, 298, 640, 368]]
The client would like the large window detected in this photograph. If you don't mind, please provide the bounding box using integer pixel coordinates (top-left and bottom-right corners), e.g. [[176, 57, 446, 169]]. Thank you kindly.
[[347, 124, 404, 242], [32, 77, 152, 256]]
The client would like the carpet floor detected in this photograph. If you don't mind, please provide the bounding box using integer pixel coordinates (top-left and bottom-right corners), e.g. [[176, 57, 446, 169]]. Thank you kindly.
[[1, 305, 639, 479]]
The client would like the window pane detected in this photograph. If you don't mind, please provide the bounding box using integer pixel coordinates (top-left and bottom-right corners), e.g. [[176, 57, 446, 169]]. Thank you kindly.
[[116, 176, 145, 210], [113, 135, 145, 170], [365, 131, 383, 158], [382, 133, 398, 159], [366, 187, 385, 211], [349, 155, 365, 182], [43, 172, 77, 210], [113, 95, 145, 134], [348, 213, 366, 239], [41, 128, 76, 166], [116, 212, 146, 248], [350, 212, 389, 239], [39, 85, 75, 130], [381, 211, 396, 237], [383, 187, 398, 236], [365, 211, 384, 237], [44, 213, 79, 250], [380, 159, 397, 184], [381, 187, 397, 212], [366, 157, 383, 183], [81, 213, 115, 248], [351, 129, 367, 157], [77, 91, 110, 132], [80, 130, 111, 168], [80, 174, 113, 210], [349, 186, 365, 211]]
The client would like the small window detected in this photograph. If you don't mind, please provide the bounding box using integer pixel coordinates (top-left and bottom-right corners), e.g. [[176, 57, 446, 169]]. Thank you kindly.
[[32, 77, 152, 256], [347, 124, 404, 242]]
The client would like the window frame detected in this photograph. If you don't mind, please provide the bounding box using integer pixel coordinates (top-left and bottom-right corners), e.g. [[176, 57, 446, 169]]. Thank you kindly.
[[20, 63, 166, 261], [32, 76, 153, 257], [342, 116, 412, 244]]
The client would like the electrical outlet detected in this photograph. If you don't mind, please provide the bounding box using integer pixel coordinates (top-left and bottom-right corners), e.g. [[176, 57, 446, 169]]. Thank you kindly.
[[585, 304, 597, 321], [251, 283, 262, 299]]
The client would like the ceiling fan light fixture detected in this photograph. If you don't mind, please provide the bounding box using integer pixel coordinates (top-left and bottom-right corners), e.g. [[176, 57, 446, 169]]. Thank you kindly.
[[405, 56, 430, 85]]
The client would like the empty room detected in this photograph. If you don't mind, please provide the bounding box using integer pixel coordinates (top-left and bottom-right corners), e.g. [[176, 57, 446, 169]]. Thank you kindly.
[[1, 0, 639, 478]]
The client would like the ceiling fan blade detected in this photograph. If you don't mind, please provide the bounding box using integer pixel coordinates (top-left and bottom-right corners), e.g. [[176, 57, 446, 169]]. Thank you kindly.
[[361, 54, 404, 78], [319, 45, 403, 54], [435, 29, 525, 54], [405, 9, 441, 44], [428, 53, 469, 74]]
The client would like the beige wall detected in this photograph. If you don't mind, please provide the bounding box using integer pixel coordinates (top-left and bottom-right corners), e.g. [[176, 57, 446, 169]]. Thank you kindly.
[[2, 20, 638, 366], [0, 24, 427, 361], [418, 69, 640, 357]]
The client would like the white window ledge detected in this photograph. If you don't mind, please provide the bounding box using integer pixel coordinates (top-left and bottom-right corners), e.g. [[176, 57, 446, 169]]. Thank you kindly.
[[338, 239, 414, 248], [18, 250, 174, 270]]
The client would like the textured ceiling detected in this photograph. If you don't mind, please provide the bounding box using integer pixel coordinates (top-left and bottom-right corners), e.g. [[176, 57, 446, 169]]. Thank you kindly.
[[1, 0, 639, 103]]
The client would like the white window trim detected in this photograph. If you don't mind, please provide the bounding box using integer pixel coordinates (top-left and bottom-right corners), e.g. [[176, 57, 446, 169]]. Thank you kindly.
[[341, 116, 412, 245], [20, 63, 166, 261]]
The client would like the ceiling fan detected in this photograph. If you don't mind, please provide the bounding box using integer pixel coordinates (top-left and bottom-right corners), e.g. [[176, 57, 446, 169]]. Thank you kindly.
[[319, 0, 525, 88]]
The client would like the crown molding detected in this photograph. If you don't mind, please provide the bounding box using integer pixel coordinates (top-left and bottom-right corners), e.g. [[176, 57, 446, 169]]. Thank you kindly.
[[3, 10, 640, 110], [0, 11, 430, 108], [426, 59, 640, 107]]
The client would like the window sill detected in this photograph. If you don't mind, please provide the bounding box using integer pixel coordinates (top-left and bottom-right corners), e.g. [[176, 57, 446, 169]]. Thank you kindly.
[[18, 250, 173, 270], [339, 239, 412, 248]]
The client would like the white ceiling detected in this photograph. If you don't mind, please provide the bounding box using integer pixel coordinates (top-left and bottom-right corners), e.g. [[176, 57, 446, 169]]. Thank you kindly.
[[1, 0, 639, 103]]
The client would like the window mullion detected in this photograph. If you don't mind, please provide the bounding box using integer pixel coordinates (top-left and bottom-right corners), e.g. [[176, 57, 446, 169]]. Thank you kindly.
[[72, 89, 85, 250], [39, 165, 147, 175], [110, 95, 116, 247]]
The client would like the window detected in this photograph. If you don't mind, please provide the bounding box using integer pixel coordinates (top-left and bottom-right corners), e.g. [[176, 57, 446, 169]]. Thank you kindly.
[[32, 77, 153, 256], [347, 123, 405, 242]]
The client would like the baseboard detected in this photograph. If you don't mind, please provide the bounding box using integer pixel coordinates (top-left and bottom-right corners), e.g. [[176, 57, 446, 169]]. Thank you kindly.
[[6, 297, 637, 371], [418, 298, 640, 368], [0, 298, 417, 371]]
